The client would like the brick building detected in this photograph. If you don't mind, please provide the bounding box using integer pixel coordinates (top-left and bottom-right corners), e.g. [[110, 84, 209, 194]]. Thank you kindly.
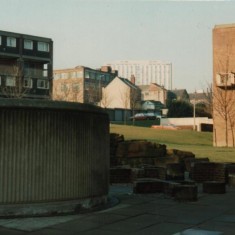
[[99, 76, 141, 109], [0, 30, 53, 99], [213, 24, 235, 147], [139, 83, 167, 105], [53, 66, 117, 104]]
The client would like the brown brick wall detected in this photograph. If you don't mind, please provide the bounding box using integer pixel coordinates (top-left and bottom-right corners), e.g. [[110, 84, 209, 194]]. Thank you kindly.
[[213, 25, 235, 147]]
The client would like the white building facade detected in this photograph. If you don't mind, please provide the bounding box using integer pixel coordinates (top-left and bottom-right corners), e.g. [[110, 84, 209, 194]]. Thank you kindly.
[[106, 60, 172, 90]]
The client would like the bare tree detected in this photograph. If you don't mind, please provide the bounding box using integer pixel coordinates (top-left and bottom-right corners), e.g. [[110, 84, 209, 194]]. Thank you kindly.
[[53, 80, 83, 103], [2, 61, 31, 98], [213, 43, 235, 147], [213, 82, 235, 147], [119, 86, 130, 125], [84, 84, 97, 104], [119, 85, 141, 125], [130, 87, 141, 125], [202, 82, 213, 117], [228, 105, 235, 147], [130, 87, 141, 111]]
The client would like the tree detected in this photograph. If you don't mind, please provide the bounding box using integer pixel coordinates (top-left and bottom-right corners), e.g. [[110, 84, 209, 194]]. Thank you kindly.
[[213, 83, 235, 146], [53, 79, 83, 103], [119, 85, 140, 124], [167, 100, 193, 118], [130, 87, 141, 125], [120, 86, 131, 125], [2, 60, 31, 98], [195, 102, 212, 118], [202, 82, 213, 118], [166, 91, 177, 108], [213, 43, 235, 147]]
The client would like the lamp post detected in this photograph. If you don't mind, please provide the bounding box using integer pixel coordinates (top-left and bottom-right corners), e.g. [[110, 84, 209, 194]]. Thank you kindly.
[[193, 90, 196, 131]]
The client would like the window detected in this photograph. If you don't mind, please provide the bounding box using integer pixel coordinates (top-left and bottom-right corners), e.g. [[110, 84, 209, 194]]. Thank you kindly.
[[43, 63, 48, 70], [0, 76, 1, 85], [96, 74, 101, 80], [43, 70, 48, 77], [105, 75, 110, 82], [100, 74, 105, 81], [72, 83, 80, 92], [43, 64, 49, 77], [85, 71, 90, 79], [23, 78, 32, 88], [90, 72, 95, 79], [71, 72, 76, 78], [0, 36, 1, 45], [76, 71, 83, 78], [61, 84, 68, 92], [54, 74, 61, 80], [6, 76, 16, 86], [24, 40, 33, 50], [7, 37, 16, 47], [37, 42, 49, 52], [61, 73, 68, 79], [37, 79, 49, 89]]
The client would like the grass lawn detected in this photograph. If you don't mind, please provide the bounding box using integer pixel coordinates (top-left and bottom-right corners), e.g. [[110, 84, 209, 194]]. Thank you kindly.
[[110, 124, 235, 163]]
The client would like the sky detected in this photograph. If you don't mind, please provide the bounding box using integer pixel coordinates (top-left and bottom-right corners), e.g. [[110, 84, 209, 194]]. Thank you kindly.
[[1, 0, 235, 92]]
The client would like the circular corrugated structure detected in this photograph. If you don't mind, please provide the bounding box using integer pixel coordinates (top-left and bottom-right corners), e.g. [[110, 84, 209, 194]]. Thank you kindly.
[[0, 98, 110, 216]]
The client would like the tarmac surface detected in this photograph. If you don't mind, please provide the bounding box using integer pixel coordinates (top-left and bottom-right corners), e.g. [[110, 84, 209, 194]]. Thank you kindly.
[[0, 184, 235, 235]]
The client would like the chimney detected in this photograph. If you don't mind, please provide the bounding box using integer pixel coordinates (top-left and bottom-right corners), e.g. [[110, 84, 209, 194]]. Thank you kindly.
[[101, 66, 111, 73], [130, 74, 135, 84]]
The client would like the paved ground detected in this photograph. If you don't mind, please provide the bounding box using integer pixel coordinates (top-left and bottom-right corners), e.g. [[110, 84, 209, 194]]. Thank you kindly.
[[0, 184, 235, 235]]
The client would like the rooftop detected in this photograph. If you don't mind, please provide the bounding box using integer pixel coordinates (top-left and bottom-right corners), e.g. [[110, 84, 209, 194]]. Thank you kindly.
[[214, 23, 235, 29]]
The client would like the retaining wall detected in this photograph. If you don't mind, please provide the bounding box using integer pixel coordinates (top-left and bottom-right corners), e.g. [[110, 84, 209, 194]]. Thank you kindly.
[[0, 99, 109, 205]]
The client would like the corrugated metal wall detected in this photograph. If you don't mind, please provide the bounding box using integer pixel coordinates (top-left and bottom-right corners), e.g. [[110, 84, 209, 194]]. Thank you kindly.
[[0, 100, 109, 204]]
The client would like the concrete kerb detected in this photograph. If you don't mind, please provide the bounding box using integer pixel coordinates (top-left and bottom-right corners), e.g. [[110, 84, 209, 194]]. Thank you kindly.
[[0, 196, 120, 219]]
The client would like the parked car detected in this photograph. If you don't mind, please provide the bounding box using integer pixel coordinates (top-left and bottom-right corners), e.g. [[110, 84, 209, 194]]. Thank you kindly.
[[129, 113, 156, 121], [146, 112, 162, 119], [145, 113, 157, 120]]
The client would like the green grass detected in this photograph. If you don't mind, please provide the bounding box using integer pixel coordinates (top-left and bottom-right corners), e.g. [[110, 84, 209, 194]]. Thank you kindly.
[[110, 124, 235, 163]]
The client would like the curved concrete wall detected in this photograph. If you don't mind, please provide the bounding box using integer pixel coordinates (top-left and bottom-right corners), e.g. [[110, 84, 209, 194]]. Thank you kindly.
[[0, 99, 109, 205]]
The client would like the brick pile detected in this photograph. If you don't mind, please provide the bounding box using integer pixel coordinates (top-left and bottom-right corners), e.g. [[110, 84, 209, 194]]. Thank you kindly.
[[191, 162, 227, 183], [144, 166, 166, 179], [184, 157, 209, 173], [203, 181, 226, 194], [110, 133, 124, 166], [133, 178, 166, 193], [133, 178, 198, 201], [109, 133, 232, 199], [110, 168, 132, 184], [116, 140, 166, 158], [166, 163, 184, 180], [226, 163, 235, 186], [110, 133, 200, 183], [131, 168, 145, 182], [173, 184, 198, 201]]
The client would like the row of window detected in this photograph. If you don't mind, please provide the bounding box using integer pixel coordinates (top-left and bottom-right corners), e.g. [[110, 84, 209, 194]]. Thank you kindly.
[[60, 83, 80, 92], [0, 36, 50, 52], [54, 71, 83, 80], [54, 71, 113, 82], [0, 76, 49, 89], [84, 71, 112, 82]]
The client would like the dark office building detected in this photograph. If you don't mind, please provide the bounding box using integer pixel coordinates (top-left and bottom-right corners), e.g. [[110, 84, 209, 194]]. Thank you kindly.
[[0, 30, 53, 99]]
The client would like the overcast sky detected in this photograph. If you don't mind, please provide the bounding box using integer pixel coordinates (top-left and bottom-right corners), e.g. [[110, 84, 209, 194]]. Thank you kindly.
[[1, 0, 235, 92]]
